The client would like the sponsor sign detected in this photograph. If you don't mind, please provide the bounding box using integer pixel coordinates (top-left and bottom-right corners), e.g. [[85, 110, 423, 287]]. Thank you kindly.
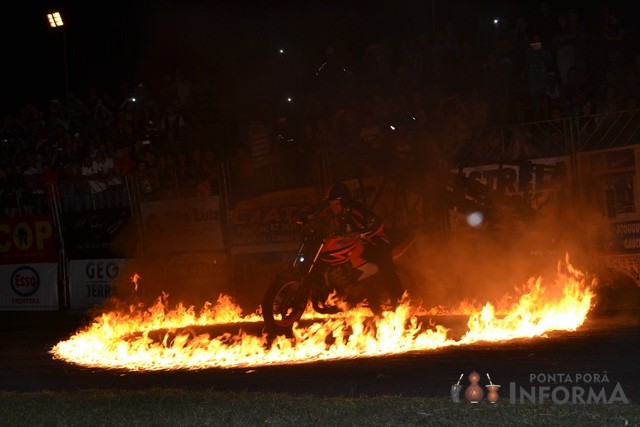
[[457, 157, 570, 197], [140, 196, 225, 254], [0, 216, 57, 264], [577, 148, 637, 220], [230, 187, 318, 253], [68, 259, 129, 309], [62, 208, 133, 259], [0, 263, 59, 310], [610, 221, 640, 253]]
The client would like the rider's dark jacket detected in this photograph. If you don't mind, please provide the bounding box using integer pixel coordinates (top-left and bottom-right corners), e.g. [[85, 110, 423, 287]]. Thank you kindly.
[[303, 199, 389, 244]]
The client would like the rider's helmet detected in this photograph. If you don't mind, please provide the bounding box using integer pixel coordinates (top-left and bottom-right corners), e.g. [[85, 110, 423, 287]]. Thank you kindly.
[[326, 182, 352, 202]]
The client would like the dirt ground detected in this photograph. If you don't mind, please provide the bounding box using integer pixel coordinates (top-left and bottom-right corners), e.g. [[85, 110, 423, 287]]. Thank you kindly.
[[1, 305, 638, 404]]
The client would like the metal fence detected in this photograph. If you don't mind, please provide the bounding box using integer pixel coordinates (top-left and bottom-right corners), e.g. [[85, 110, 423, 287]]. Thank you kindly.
[[453, 109, 640, 166], [2, 109, 639, 222]]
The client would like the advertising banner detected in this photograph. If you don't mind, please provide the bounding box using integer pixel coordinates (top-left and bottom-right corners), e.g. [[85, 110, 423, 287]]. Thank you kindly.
[[577, 147, 637, 221], [0, 263, 59, 310], [609, 221, 640, 254], [140, 196, 224, 254], [68, 258, 130, 310], [62, 208, 134, 259], [457, 157, 570, 200], [0, 216, 57, 264], [230, 187, 318, 254]]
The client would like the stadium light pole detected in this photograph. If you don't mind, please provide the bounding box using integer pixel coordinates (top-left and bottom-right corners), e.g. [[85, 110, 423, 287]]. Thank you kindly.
[[47, 12, 69, 102], [47, 11, 71, 307]]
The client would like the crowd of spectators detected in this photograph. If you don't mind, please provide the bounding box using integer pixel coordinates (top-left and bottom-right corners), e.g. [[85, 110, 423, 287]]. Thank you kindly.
[[1, 2, 639, 218]]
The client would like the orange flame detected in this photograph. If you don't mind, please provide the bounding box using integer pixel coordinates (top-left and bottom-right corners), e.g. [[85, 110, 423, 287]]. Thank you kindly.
[[50, 258, 595, 371], [131, 273, 140, 292]]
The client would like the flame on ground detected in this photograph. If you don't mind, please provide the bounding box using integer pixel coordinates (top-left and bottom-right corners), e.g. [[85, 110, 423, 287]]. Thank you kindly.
[[50, 258, 595, 371]]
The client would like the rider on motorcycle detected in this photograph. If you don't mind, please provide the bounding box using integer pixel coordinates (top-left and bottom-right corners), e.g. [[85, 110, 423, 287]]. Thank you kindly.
[[302, 182, 406, 306]]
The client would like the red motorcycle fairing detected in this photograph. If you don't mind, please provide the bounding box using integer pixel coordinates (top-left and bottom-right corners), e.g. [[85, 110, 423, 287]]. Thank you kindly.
[[319, 235, 368, 267]]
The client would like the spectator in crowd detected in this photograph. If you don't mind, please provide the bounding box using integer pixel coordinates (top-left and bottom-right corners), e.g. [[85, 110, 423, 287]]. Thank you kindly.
[[135, 158, 159, 198], [195, 148, 219, 196], [566, 9, 588, 84], [359, 114, 382, 151], [20, 154, 40, 216], [625, 54, 640, 102], [246, 118, 273, 193], [595, 70, 625, 113], [113, 146, 135, 179], [35, 162, 60, 214], [92, 98, 115, 138], [552, 13, 577, 86], [600, 7, 628, 71], [58, 159, 83, 212], [1, 165, 22, 217], [174, 150, 197, 197], [524, 35, 554, 120], [81, 154, 108, 210], [159, 99, 187, 153]]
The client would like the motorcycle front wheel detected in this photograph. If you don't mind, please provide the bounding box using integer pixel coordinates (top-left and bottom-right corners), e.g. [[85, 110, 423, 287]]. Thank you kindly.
[[262, 276, 309, 336]]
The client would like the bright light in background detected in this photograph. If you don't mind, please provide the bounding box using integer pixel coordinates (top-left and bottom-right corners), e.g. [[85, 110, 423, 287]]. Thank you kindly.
[[279, 48, 285, 54], [46, 11, 69, 100], [466, 211, 484, 228], [47, 12, 64, 28]]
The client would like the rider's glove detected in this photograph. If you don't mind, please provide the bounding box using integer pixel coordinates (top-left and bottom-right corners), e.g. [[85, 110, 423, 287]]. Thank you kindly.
[[294, 215, 308, 225]]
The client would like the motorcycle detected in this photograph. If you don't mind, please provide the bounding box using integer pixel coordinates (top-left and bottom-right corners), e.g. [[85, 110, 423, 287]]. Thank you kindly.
[[261, 218, 415, 336]]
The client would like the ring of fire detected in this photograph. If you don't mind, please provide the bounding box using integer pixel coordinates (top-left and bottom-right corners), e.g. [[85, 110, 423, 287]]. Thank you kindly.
[[50, 258, 594, 371]]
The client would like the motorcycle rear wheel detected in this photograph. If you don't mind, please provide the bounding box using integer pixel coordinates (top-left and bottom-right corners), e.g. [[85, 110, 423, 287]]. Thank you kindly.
[[262, 276, 308, 336]]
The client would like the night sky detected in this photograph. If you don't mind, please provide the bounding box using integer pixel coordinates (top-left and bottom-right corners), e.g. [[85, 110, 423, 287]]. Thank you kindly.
[[2, 1, 638, 117], [2, 1, 446, 113]]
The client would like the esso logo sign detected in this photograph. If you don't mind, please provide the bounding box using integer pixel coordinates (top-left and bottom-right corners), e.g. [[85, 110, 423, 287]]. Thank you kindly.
[[11, 266, 40, 296]]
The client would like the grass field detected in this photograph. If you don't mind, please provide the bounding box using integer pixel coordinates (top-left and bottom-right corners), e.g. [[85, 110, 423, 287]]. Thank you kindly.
[[1, 389, 638, 426]]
